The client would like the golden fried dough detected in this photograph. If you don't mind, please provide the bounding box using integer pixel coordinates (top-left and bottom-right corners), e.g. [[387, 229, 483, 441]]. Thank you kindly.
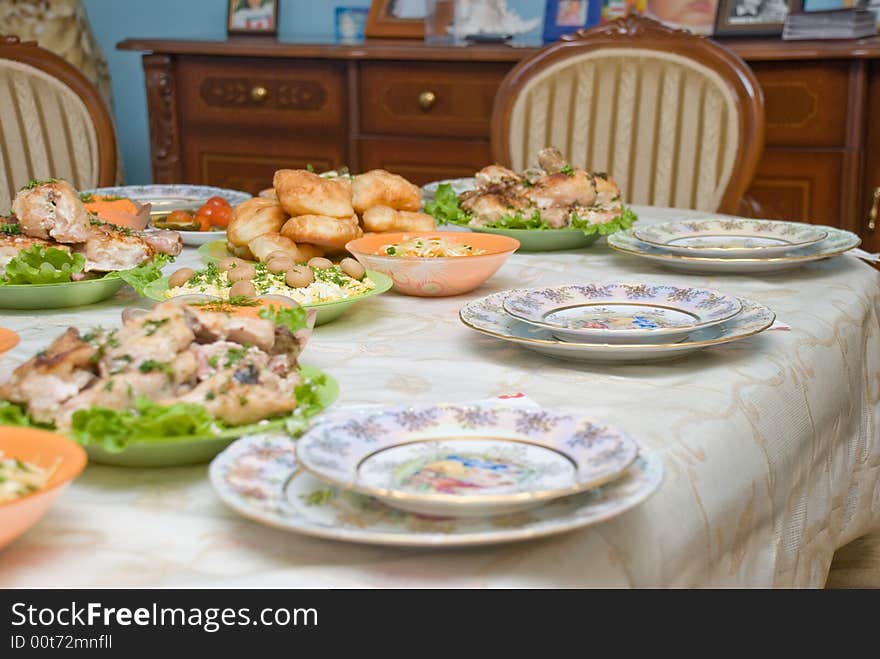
[[247, 233, 302, 263], [227, 242, 254, 261], [281, 214, 362, 250], [227, 197, 287, 247], [273, 169, 354, 218], [361, 205, 436, 233], [295, 243, 324, 262], [351, 169, 421, 213], [258, 187, 277, 199]]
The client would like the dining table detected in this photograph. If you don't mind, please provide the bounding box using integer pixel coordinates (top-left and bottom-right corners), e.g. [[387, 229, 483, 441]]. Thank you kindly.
[[1, 205, 878, 588]]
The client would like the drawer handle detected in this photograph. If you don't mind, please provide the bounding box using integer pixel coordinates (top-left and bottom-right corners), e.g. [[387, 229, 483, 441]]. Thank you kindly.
[[418, 90, 437, 112], [250, 85, 269, 102], [869, 186, 879, 233]]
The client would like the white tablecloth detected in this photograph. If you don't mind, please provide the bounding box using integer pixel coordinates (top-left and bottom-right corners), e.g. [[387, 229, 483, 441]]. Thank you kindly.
[[1, 206, 878, 588]]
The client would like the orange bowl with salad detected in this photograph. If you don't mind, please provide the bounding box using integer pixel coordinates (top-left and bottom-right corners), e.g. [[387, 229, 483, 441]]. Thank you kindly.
[[0, 427, 87, 548], [345, 232, 519, 297]]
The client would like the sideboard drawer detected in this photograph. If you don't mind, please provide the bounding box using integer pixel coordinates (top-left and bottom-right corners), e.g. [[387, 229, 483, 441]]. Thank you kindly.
[[177, 56, 346, 132], [751, 61, 852, 148], [359, 62, 508, 138], [359, 137, 491, 185]]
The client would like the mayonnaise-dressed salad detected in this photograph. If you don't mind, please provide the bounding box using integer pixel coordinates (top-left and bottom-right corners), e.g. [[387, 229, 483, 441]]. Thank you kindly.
[[0, 451, 57, 503], [165, 261, 376, 305]]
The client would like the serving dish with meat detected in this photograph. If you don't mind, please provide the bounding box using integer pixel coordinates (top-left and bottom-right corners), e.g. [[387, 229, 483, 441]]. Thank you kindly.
[[0, 179, 182, 309], [425, 148, 637, 251], [0, 298, 337, 467]]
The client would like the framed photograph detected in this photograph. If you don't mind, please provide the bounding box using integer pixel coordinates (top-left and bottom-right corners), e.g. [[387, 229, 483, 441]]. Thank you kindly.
[[715, 0, 802, 36], [336, 7, 369, 43], [227, 0, 278, 36], [543, 0, 603, 42], [643, 0, 720, 35], [366, 0, 426, 39]]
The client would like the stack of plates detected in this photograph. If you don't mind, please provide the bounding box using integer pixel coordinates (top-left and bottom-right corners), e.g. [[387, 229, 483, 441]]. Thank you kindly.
[[460, 282, 776, 363], [209, 404, 663, 547], [608, 218, 860, 274]]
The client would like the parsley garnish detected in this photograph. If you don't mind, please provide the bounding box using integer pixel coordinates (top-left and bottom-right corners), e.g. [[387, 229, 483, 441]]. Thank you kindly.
[[560, 164, 574, 176], [0, 222, 20, 235], [22, 178, 59, 190], [138, 360, 174, 381], [143, 318, 168, 337]]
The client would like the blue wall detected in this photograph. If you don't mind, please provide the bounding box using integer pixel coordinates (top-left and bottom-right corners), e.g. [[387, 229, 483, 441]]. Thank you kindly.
[[82, 0, 545, 185]]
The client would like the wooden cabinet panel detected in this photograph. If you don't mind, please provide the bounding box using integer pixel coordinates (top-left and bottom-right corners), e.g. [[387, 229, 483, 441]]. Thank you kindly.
[[177, 56, 346, 132], [862, 62, 880, 253], [751, 62, 851, 148], [359, 138, 491, 185], [745, 149, 845, 228], [182, 135, 345, 195], [359, 62, 508, 138]]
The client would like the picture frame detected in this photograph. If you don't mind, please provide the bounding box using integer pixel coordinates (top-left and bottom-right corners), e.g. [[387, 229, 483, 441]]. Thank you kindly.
[[227, 0, 278, 36], [714, 0, 803, 37], [543, 0, 603, 43], [366, 0, 426, 39]]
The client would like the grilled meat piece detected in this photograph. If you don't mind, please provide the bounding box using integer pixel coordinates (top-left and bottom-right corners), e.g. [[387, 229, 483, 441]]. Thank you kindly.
[[141, 229, 182, 257], [475, 165, 521, 187], [182, 305, 276, 353], [0, 234, 70, 269], [537, 147, 567, 174], [0, 329, 96, 424], [75, 224, 182, 273], [527, 170, 597, 209], [12, 180, 91, 243]]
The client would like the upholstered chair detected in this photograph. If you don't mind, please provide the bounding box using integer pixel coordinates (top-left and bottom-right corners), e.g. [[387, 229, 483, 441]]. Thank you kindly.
[[491, 16, 765, 215], [0, 35, 116, 212]]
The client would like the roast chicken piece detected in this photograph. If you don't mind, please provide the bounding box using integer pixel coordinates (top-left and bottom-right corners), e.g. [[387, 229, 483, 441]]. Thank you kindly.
[[0, 329, 96, 424], [527, 170, 597, 209], [12, 180, 91, 243], [74, 223, 182, 272]]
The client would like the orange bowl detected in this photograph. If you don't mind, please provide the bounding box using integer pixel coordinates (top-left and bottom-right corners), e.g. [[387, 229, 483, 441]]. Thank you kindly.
[[346, 232, 519, 297], [0, 427, 87, 549]]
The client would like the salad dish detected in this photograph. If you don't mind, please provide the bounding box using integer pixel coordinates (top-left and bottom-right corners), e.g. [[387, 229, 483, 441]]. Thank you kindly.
[[0, 179, 182, 308], [210, 432, 663, 547], [425, 147, 637, 251], [156, 247, 393, 325], [0, 427, 87, 548], [0, 298, 337, 466], [346, 232, 519, 297]]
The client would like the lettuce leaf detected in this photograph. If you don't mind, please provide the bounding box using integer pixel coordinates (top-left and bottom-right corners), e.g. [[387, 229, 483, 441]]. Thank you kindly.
[[105, 254, 171, 296], [0, 400, 43, 427], [259, 303, 309, 334], [70, 397, 218, 451], [424, 183, 472, 226], [0, 245, 85, 285]]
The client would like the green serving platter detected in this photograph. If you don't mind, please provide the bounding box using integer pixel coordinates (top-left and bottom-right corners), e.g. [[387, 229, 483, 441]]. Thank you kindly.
[[82, 366, 338, 468], [0, 277, 124, 310], [166, 241, 392, 325], [469, 227, 600, 252]]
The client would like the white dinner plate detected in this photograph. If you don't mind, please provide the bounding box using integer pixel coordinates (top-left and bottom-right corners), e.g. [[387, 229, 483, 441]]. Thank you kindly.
[[210, 432, 663, 547], [502, 283, 742, 344], [296, 403, 640, 517], [634, 218, 828, 257], [460, 292, 776, 363], [608, 226, 860, 274]]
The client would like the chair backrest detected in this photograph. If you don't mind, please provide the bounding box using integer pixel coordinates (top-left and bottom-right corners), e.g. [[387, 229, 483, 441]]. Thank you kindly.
[[0, 35, 116, 212], [491, 16, 764, 215]]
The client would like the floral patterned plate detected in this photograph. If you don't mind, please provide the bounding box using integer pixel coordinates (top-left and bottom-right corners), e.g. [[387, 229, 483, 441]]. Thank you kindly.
[[460, 291, 775, 363], [634, 218, 828, 257], [209, 432, 663, 547], [502, 283, 742, 344], [295, 404, 640, 517], [608, 226, 860, 274]]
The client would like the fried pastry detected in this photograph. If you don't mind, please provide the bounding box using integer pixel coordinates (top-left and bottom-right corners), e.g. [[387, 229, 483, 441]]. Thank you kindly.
[[361, 205, 436, 233], [227, 197, 287, 247], [351, 169, 421, 213], [247, 233, 302, 263], [295, 243, 324, 261], [273, 169, 354, 218], [281, 214, 362, 250]]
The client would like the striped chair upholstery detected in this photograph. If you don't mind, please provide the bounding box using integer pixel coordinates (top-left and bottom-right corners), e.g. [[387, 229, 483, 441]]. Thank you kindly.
[[0, 35, 116, 212], [491, 16, 764, 215]]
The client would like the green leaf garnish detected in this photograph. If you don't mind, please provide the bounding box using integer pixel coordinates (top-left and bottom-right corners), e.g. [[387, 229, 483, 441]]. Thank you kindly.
[[0, 245, 85, 285]]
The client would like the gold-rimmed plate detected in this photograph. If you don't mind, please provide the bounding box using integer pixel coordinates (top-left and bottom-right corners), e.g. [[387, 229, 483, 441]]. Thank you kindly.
[[460, 291, 776, 364], [210, 432, 663, 547], [608, 226, 860, 274], [295, 404, 640, 517]]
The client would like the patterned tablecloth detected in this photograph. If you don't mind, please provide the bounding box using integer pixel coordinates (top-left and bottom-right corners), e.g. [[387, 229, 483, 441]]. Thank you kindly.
[[1, 206, 878, 588]]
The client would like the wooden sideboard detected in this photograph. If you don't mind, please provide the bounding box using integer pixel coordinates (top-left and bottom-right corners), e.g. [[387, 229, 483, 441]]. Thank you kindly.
[[118, 36, 880, 251]]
